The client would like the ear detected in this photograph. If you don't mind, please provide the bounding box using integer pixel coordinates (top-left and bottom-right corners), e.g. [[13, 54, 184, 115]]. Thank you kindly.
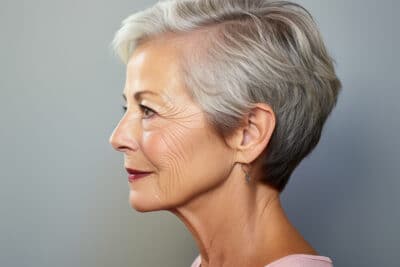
[[226, 103, 276, 164]]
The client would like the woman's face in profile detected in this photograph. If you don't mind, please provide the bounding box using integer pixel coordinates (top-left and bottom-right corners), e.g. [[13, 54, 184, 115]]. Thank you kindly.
[[109, 39, 233, 212]]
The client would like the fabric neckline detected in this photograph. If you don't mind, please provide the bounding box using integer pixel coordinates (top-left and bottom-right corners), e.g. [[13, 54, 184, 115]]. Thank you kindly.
[[264, 254, 333, 266], [194, 253, 333, 267]]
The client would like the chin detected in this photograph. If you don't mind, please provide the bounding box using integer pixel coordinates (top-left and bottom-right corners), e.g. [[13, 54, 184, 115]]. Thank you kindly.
[[128, 190, 180, 212]]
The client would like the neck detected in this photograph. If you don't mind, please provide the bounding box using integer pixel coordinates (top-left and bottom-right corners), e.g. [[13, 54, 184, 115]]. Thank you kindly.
[[168, 164, 315, 267]]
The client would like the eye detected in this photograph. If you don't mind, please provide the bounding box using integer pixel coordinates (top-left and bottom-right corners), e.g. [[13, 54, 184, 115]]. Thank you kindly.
[[121, 104, 156, 119], [139, 104, 156, 119]]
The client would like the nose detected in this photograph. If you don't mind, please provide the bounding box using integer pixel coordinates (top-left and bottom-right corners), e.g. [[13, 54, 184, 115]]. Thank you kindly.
[[109, 115, 139, 153]]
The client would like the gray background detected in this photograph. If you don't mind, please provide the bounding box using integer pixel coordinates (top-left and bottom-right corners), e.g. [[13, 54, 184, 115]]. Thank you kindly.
[[0, 0, 398, 266]]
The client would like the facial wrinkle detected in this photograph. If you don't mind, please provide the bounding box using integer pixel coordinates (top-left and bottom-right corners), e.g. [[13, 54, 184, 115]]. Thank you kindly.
[[159, 91, 205, 129], [158, 129, 187, 200]]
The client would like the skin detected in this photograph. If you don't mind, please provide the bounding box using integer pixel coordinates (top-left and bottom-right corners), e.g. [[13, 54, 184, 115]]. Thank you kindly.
[[109, 34, 318, 267]]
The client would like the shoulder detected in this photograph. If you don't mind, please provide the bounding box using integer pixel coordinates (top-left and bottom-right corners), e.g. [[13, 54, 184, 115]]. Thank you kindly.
[[264, 254, 334, 267]]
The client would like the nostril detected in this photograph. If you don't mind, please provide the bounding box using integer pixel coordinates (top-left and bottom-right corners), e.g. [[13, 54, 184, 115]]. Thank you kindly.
[[116, 145, 132, 153]]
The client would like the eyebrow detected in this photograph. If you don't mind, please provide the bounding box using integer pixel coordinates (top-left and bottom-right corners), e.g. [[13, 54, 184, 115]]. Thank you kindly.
[[122, 90, 158, 102]]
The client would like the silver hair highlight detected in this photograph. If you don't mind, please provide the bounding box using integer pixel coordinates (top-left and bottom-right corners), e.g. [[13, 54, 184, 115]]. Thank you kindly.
[[111, 0, 342, 192]]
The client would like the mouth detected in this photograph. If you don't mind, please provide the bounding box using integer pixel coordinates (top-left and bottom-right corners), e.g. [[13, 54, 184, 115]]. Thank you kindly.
[[125, 168, 152, 182]]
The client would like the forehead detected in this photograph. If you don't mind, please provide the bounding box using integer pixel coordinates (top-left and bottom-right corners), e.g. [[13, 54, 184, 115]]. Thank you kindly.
[[124, 37, 188, 102]]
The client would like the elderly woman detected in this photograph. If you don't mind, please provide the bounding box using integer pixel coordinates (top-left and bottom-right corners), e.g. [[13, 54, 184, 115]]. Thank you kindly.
[[109, 0, 341, 266]]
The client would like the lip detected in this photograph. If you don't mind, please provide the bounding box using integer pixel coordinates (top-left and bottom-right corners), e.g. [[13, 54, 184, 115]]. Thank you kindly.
[[125, 168, 151, 174], [125, 168, 152, 182]]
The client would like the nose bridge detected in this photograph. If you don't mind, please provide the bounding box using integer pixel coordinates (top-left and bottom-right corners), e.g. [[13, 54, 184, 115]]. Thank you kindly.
[[109, 113, 140, 151]]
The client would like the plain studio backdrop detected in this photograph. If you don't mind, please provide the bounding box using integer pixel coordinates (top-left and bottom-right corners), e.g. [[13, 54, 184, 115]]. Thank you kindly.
[[0, 0, 399, 266]]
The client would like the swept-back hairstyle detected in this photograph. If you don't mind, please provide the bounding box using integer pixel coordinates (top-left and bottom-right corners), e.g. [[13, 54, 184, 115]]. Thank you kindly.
[[111, 0, 342, 192]]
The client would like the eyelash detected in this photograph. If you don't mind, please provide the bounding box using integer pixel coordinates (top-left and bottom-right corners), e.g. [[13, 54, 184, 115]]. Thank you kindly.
[[122, 104, 156, 119]]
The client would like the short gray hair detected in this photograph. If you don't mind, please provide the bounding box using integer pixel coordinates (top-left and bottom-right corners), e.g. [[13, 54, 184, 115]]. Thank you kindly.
[[111, 0, 342, 192]]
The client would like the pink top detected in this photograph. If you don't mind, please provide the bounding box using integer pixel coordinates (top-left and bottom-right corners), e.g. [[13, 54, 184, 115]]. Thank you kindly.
[[190, 254, 333, 267]]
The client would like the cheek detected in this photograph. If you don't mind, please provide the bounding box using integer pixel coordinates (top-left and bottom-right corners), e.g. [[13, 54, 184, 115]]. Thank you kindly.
[[141, 126, 192, 202], [141, 130, 166, 164], [141, 127, 190, 170], [141, 123, 231, 197]]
